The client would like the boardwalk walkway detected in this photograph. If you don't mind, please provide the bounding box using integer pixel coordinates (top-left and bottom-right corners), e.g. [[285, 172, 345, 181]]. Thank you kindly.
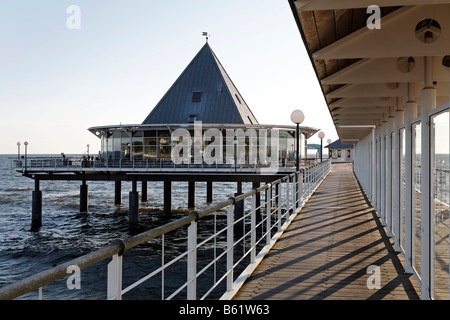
[[234, 163, 420, 300]]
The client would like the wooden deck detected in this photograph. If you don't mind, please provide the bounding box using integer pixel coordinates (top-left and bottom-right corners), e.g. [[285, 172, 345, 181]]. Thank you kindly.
[[234, 163, 421, 300]]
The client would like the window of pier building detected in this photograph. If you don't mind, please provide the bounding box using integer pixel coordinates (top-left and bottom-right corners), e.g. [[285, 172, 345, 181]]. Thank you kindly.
[[100, 127, 306, 165]]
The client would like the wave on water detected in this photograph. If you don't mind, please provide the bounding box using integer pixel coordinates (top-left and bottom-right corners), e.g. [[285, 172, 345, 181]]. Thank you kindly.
[[0, 155, 249, 299]]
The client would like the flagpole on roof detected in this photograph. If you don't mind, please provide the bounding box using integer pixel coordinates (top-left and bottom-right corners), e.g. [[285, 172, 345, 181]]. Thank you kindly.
[[202, 32, 209, 43]]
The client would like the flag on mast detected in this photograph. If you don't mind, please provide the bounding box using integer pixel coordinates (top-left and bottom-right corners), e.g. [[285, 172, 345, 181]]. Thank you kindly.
[[202, 32, 209, 42]]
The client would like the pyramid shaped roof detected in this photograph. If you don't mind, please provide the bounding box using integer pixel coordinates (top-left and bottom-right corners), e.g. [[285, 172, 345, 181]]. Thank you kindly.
[[142, 43, 258, 125]]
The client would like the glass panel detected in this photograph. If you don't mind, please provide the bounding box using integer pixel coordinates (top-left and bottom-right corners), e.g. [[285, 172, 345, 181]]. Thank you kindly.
[[159, 137, 171, 146], [412, 122, 422, 278], [144, 137, 157, 145], [112, 131, 121, 160], [121, 141, 131, 160], [107, 136, 113, 159], [132, 133, 143, 159], [144, 146, 157, 158], [400, 128, 406, 250], [133, 141, 143, 159], [158, 146, 172, 158], [385, 134, 390, 226], [144, 131, 156, 137], [383, 135, 386, 221], [431, 110, 449, 300]]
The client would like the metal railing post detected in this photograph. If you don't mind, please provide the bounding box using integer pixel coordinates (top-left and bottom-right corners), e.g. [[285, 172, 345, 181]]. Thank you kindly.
[[107, 254, 123, 300], [286, 177, 290, 213], [187, 221, 197, 300], [250, 193, 256, 264], [276, 183, 282, 233], [266, 186, 272, 245], [291, 175, 296, 209], [226, 205, 234, 292], [296, 172, 301, 208]]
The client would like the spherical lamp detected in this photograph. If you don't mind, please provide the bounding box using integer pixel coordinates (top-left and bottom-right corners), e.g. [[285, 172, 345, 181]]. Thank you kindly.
[[290, 110, 305, 124]]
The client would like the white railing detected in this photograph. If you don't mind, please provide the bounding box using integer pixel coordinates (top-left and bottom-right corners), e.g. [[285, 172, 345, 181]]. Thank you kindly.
[[10, 156, 319, 173], [0, 160, 331, 300]]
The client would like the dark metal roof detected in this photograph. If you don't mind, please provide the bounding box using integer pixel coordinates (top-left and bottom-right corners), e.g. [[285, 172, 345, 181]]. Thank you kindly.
[[142, 42, 259, 125], [325, 139, 354, 149]]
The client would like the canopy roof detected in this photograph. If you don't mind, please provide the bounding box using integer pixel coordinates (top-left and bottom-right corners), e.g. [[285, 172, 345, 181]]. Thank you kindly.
[[289, 0, 450, 143], [88, 123, 320, 140]]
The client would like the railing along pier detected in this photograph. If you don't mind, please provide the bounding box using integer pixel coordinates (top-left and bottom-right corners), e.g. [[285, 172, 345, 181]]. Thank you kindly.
[[0, 160, 331, 300]]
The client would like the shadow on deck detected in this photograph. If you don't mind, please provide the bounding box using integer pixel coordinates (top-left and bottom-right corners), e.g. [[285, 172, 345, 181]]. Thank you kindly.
[[233, 163, 420, 300]]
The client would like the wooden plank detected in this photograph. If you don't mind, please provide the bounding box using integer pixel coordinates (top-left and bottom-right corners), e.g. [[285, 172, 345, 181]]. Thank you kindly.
[[233, 163, 421, 300]]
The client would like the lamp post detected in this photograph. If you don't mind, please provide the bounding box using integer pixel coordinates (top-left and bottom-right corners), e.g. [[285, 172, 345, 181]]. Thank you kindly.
[[17, 142, 21, 160], [318, 132, 325, 162], [87, 144, 90, 158], [290, 109, 305, 172], [327, 139, 332, 159], [24, 141, 28, 172]]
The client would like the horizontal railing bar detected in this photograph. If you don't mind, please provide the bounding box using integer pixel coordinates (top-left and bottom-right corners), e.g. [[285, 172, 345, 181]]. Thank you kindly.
[[122, 245, 193, 296], [0, 240, 124, 300]]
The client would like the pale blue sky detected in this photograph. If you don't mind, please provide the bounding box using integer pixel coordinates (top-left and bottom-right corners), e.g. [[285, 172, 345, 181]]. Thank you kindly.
[[0, 0, 337, 154]]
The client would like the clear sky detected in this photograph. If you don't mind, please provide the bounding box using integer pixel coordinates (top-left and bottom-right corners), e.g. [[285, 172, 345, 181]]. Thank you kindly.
[[0, 0, 337, 155]]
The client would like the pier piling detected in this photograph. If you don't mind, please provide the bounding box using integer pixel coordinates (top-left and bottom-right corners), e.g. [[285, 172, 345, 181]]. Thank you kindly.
[[234, 181, 244, 224], [206, 181, 213, 202], [141, 181, 148, 202], [80, 180, 88, 213], [164, 181, 172, 214], [114, 181, 122, 205], [31, 179, 42, 231], [129, 180, 139, 225], [188, 181, 195, 209]]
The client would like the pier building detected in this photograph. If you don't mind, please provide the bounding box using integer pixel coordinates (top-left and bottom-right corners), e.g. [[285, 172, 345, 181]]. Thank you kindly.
[[13, 42, 319, 229], [325, 140, 354, 163]]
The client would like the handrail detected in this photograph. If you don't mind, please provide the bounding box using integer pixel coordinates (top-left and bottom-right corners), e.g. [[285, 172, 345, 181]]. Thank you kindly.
[[0, 160, 331, 300], [9, 156, 320, 172]]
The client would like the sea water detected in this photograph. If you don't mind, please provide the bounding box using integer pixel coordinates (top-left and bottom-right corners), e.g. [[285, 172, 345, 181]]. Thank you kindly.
[[0, 154, 249, 300]]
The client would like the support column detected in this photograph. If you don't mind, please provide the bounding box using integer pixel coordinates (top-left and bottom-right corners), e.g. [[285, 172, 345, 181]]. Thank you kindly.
[[206, 181, 213, 203], [164, 181, 172, 214], [404, 78, 417, 274], [141, 181, 148, 202], [386, 111, 394, 237], [129, 180, 139, 225], [376, 125, 381, 215], [393, 104, 404, 253], [80, 179, 88, 213], [421, 38, 437, 299], [380, 120, 387, 225], [114, 181, 122, 205], [188, 181, 196, 209], [371, 127, 376, 204], [31, 178, 42, 231]]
